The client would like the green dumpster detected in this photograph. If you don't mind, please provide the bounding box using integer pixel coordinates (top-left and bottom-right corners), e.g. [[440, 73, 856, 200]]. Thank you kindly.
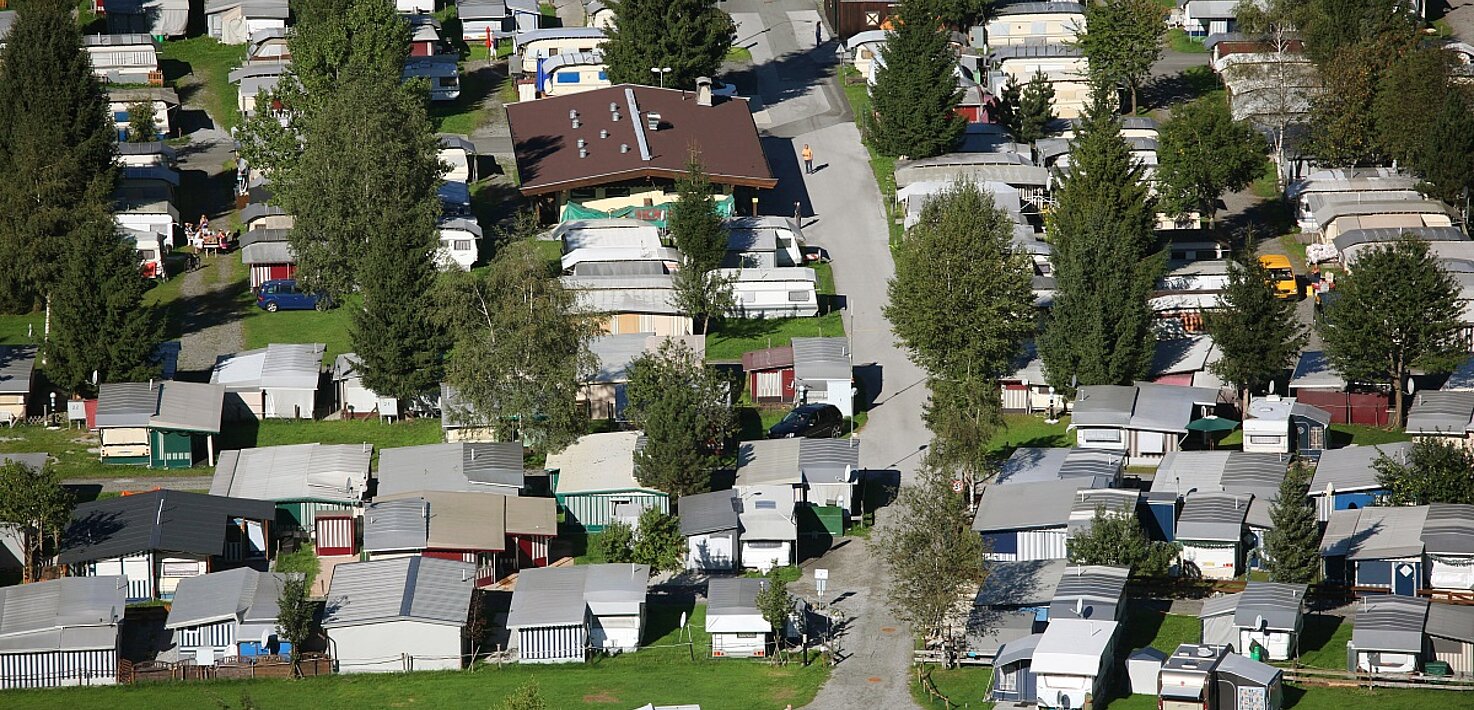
[[1425, 660, 1451, 677]]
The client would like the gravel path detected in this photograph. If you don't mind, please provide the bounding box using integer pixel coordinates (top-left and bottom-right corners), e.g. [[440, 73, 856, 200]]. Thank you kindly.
[[174, 255, 247, 375], [68, 474, 215, 493]]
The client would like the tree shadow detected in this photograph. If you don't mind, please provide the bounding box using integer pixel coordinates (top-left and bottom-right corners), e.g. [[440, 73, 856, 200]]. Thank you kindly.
[[644, 592, 698, 643], [1140, 65, 1221, 111], [1297, 614, 1345, 657], [757, 136, 817, 219]]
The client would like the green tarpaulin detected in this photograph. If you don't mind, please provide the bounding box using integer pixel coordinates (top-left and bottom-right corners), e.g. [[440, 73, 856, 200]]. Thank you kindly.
[[559, 195, 735, 228]]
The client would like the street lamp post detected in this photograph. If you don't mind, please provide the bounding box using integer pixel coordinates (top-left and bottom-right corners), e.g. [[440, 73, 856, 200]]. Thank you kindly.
[[650, 66, 672, 88]]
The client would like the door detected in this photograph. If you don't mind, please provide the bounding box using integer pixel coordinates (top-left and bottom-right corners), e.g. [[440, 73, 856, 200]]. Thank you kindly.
[[1394, 562, 1419, 596]]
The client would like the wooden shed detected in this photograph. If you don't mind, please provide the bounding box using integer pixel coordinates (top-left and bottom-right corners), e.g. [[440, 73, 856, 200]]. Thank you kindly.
[[313, 513, 356, 557], [822, 0, 899, 40], [742, 345, 796, 404]]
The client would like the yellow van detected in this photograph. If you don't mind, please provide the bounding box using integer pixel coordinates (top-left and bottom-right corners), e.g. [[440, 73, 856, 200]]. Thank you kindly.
[[1258, 254, 1297, 300]]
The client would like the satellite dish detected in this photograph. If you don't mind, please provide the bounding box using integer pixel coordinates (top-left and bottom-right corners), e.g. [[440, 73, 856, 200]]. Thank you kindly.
[[1406, 378, 1417, 395], [1074, 598, 1084, 616], [1255, 614, 1266, 631], [1268, 380, 1276, 395], [679, 611, 687, 628]]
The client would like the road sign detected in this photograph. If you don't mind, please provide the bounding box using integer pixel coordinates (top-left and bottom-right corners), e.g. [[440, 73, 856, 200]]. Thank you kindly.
[[952, 479, 964, 493], [815, 568, 828, 598], [814, 569, 828, 580]]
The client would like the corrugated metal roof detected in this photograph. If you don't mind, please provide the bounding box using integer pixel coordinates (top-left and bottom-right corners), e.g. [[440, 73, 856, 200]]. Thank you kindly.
[[989, 44, 1085, 61], [545, 431, 656, 494], [1199, 592, 1240, 619], [1352, 595, 1428, 652], [707, 577, 762, 617], [363, 499, 429, 552], [1423, 503, 1474, 554], [734, 438, 859, 487], [95, 381, 159, 428], [1427, 602, 1474, 643], [376, 491, 508, 551], [973, 477, 1106, 532], [791, 337, 850, 382], [0, 345, 37, 395], [1312, 198, 1455, 231], [322, 556, 475, 628], [1131, 383, 1220, 433], [1231, 582, 1307, 631], [165, 568, 285, 629], [1405, 391, 1474, 434], [241, 241, 294, 265], [1048, 566, 1129, 621], [1331, 225, 1467, 253], [376, 442, 525, 497], [1176, 491, 1251, 541], [1068, 488, 1140, 530], [59, 490, 274, 564], [993, 1, 1086, 15], [995, 448, 1123, 486], [1216, 652, 1281, 686], [1070, 385, 1136, 426], [212, 343, 324, 390], [1289, 351, 1345, 390], [209, 443, 372, 503], [151, 381, 225, 433], [677, 489, 739, 535], [1308, 442, 1410, 493], [0, 576, 126, 653], [507, 563, 647, 628]]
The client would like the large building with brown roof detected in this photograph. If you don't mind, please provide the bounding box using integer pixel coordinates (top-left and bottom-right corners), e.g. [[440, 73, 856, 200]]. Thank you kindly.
[[506, 83, 776, 216]]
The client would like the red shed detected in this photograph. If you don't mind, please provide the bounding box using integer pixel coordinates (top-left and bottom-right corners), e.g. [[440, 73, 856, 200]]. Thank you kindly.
[[742, 346, 796, 404], [314, 513, 356, 556]]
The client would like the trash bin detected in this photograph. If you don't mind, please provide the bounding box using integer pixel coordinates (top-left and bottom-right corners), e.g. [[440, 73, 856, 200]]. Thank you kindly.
[[1426, 660, 1450, 677]]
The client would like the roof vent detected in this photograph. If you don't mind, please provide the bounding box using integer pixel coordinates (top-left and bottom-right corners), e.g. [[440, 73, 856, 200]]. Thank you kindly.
[[579, 147, 588, 158], [570, 109, 580, 128], [600, 129, 609, 138], [695, 76, 713, 106], [609, 102, 619, 112], [611, 110, 620, 121], [646, 112, 661, 131], [621, 143, 629, 153], [577, 138, 586, 149]]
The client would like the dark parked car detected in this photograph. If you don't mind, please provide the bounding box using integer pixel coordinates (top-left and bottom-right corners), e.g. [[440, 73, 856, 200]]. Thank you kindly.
[[767, 403, 844, 439], [256, 279, 331, 312]]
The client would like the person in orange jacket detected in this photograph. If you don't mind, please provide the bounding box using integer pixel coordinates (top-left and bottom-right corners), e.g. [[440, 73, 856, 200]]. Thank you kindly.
[[802, 144, 814, 174]]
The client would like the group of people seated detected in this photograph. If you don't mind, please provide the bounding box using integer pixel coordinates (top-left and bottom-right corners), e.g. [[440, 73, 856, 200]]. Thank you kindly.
[[184, 214, 232, 254]]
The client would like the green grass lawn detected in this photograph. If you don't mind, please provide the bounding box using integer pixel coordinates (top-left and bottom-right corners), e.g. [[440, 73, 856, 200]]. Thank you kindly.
[[986, 413, 1072, 458], [913, 666, 993, 708], [1167, 29, 1208, 54], [1118, 607, 1201, 657], [239, 270, 358, 363], [217, 417, 443, 453], [7, 604, 827, 710], [1251, 158, 1281, 200], [725, 45, 754, 63], [0, 425, 209, 481], [1279, 234, 1309, 272], [428, 63, 500, 135], [1329, 424, 1412, 448], [159, 38, 247, 132], [0, 311, 45, 344], [1295, 614, 1353, 670], [705, 262, 846, 361]]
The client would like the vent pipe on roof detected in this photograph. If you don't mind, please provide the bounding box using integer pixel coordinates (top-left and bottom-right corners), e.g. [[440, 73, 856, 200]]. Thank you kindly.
[[579, 147, 588, 158], [621, 143, 629, 153], [646, 112, 661, 131], [610, 102, 618, 112], [600, 129, 609, 138], [577, 138, 586, 149], [612, 110, 620, 121]]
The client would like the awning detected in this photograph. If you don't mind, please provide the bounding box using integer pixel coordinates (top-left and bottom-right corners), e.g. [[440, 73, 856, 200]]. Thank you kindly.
[[1187, 417, 1239, 433]]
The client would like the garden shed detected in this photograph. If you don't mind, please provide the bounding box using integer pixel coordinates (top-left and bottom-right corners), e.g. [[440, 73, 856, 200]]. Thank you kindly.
[[1423, 503, 1474, 592], [210, 443, 373, 531], [1350, 595, 1429, 674], [545, 431, 667, 531], [164, 568, 287, 664], [1319, 505, 1427, 595], [1031, 618, 1120, 710], [1214, 652, 1284, 710], [0, 576, 127, 689], [1198, 582, 1308, 661], [678, 489, 739, 571], [1427, 602, 1474, 676], [1047, 565, 1129, 622], [95, 380, 224, 468], [211, 343, 325, 420], [0, 345, 36, 424], [508, 563, 649, 664], [1176, 491, 1253, 580], [705, 577, 769, 658], [322, 556, 476, 674], [1306, 442, 1409, 521], [376, 442, 525, 498]]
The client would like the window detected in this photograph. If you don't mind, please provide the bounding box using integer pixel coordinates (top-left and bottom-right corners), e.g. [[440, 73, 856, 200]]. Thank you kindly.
[[114, 111, 129, 122], [453, 239, 473, 251], [1081, 429, 1121, 443], [748, 541, 781, 549], [556, 72, 581, 84], [138, 249, 157, 261], [737, 632, 757, 639], [787, 290, 811, 302], [570, 188, 597, 200], [603, 187, 631, 198], [755, 500, 777, 510], [1248, 435, 1282, 445], [598, 71, 608, 81]]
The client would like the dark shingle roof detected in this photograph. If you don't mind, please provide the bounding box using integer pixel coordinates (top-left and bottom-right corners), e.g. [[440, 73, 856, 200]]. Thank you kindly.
[[677, 489, 739, 536]]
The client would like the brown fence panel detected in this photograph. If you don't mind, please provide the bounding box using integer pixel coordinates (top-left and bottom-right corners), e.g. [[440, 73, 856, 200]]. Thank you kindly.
[[1293, 390, 1391, 426]]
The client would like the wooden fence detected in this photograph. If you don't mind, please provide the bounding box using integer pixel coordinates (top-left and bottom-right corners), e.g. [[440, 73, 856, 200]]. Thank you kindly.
[[1282, 665, 1474, 691], [121, 655, 333, 684]]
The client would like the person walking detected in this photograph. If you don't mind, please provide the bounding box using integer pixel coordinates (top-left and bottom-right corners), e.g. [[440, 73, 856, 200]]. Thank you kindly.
[[802, 144, 814, 174], [815, 21, 823, 47]]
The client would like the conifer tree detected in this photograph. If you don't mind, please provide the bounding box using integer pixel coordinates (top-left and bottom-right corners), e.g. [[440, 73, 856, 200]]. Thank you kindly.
[[666, 155, 728, 273], [0, 0, 118, 311], [1017, 70, 1056, 144], [602, 0, 734, 89], [866, 0, 964, 158], [46, 207, 163, 393], [1039, 92, 1161, 390], [996, 74, 1023, 140], [1265, 464, 1322, 584], [127, 101, 158, 142], [1203, 248, 1306, 412], [625, 338, 736, 497]]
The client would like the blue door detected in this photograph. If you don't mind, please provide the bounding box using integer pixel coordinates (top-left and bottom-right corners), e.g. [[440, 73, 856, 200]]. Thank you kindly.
[[1394, 562, 1419, 596]]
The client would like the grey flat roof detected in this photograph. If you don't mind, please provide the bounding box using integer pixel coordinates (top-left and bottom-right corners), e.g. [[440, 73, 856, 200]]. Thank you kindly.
[[995, 447, 1124, 485], [1308, 442, 1411, 493], [376, 442, 524, 497], [0, 576, 126, 654], [735, 438, 860, 487], [1071, 385, 1137, 426], [1233, 582, 1307, 631], [990, 44, 1085, 61], [60, 490, 274, 564], [363, 499, 429, 552], [211, 343, 324, 390], [973, 477, 1105, 532], [791, 337, 851, 382], [677, 489, 739, 536], [1290, 351, 1345, 390], [707, 577, 762, 617], [165, 568, 285, 629], [1427, 602, 1474, 643], [1423, 503, 1474, 554], [1216, 652, 1281, 686], [210, 443, 373, 504], [974, 559, 1067, 608], [1131, 383, 1220, 432], [1352, 595, 1428, 652], [322, 556, 475, 628], [1320, 505, 1427, 560], [507, 563, 648, 628], [1176, 491, 1251, 541], [1405, 391, 1474, 434], [0, 346, 37, 394], [1048, 565, 1129, 621], [1332, 226, 1467, 253], [993, 1, 1086, 15]]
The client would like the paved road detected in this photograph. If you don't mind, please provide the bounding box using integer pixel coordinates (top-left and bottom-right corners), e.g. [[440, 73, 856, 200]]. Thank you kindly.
[[729, 0, 930, 706], [1441, 0, 1474, 43]]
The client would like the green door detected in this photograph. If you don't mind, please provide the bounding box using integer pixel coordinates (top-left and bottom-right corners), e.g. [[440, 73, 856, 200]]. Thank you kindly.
[[149, 429, 196, 469]]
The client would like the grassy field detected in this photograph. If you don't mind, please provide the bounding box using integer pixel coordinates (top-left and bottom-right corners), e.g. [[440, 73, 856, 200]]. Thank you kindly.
[[1167, 29, 1208, 54], [0, 311, 45, 344], [704, 263, 846, 361], [217, 417, 443, 453], [239, 275, 358, 364], [987, 414, 1072, 458], [1329, 424, 1412, 447], [428, 63, 500, 135], [0, 425, 203, 481], [7, 604, 828, 710], [912, 666, 993, 708], [725, 45, 754, 63], [159, 38, 248, 131], [1280, 234, 1309, 271], [1252, 158, 1281, 200], [1296, 614, 1354, 670]]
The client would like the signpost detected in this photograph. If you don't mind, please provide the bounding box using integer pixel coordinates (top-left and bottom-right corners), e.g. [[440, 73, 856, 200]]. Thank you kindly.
[[814, 568, 829, 600]]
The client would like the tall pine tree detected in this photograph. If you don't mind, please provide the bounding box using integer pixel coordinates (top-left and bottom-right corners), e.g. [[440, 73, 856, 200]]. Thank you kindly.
[[666, 154, 728, 273], [866, 0, 964, 158], [1203, 248, 1306, 412], [0, 0, 118, 312], [1265, 464, 1321, 584], [1040, 92, 1161, 390], [47, 206, 163, 392], [602, 0, 734, 89], [1017, 70, 1056, 144]]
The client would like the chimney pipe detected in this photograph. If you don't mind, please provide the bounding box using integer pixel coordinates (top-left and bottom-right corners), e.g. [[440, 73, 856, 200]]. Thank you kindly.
[[600, 129, 609, 138], [695, 76, 713, 107]]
